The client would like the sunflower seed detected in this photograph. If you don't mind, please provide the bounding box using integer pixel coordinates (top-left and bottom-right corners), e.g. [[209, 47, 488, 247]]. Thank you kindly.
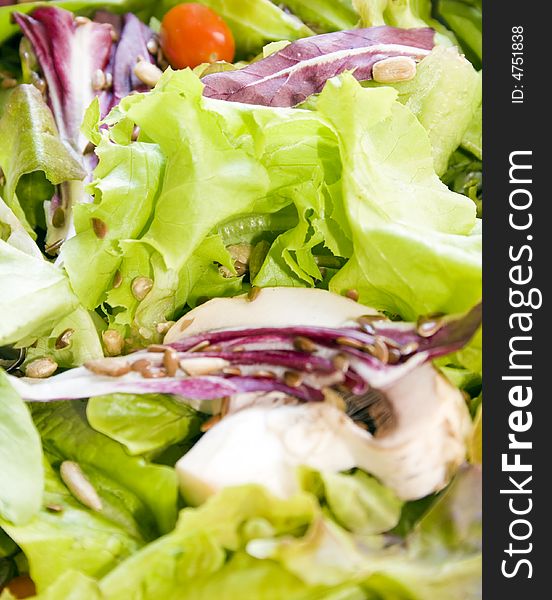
[[25, 357, 58, 379], [131, 277, 153, 301], [55, 329, 74, 350], [146, 38, 159, 55], [387, 348, 402, 365], [400, 341, 420, 356], [222, 366, 242, 376], [416, 315, 445, 338], [293, 336, 317, 353], [75, 16, 91, 26], [365, 337, 389, 364], [322, 388, 347, 412], [85, 358, 130, 377], [148, 344, 167, 353], [131, 359, 152, 372], [60, 461, 102, 512], [163, 348, 179, 376], [113, 270, 123, 289], [102, 330, 124, 356], [372, 56, 417, 84], [188, 340, 211, 353], [180, 357, 229, 376], [345, 289, 359, 302], [140, 366, 167, 379], [220, 397, 230, 418], [91, 217, 107, 239], [91, 69, 107, 91], [46, 504, 64, 513], [134, 59, 163, 87], [332, 353, 350, 373], [336, 336, 364, 350], [283, 371, 303, 388], [50, 207, 64, 228], [254, 370, 277, 379]]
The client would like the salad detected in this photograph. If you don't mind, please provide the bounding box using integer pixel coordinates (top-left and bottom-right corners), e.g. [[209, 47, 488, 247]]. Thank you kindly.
[[0, 1, 482, 599]]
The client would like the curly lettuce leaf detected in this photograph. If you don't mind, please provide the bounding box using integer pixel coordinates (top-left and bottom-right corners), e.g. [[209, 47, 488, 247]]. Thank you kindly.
[[315, 74, 480, 318], [0, 372, 43, 525], [375, 46, 481, 175]]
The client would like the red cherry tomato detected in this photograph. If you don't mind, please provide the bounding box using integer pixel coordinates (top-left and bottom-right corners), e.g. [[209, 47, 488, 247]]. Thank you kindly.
[[4, 575, 36, 599], [160, 3, 235, 69]]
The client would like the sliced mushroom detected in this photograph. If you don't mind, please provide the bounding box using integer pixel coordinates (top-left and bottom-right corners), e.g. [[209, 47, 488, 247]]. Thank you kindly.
[[176, 362, 471, 504], [165, 287, 379, 343]]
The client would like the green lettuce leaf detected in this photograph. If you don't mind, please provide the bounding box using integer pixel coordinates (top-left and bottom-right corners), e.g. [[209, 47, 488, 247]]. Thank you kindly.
[[159, 1, 313, 58], [1, 458, 141, 593], [275, 0, 358, 33], [97, 486, 336, 600], [0, 240, 79, 346], [20, 307, 105, 369], [436, 0, 482, 68], [315, 74, 480, 318], [379, 47, 481, 175], [30, 570, 102, 600], [300, 469, 403, 535], [63, 138, 165, 310], [31, 401, 179, 535], [0, 372, 43, 525], [352, 0, 456, 44], [0, 85, 84, 235], [86, 393, 205, 456]]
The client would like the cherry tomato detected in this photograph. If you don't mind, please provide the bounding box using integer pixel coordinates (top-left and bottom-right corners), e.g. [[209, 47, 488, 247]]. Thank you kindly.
[[160, 3, 235, 69], [4, 575, 36, 599]]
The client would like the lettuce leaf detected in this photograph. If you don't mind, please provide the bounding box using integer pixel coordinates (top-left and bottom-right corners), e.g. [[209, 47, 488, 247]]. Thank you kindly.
[[31, 401, 179, 535], [0, 372, 43, 525], [20, 307, 105, 369], [315, 74, 480, 318], [300, 468, 403, 535], [0, 84, 84, 235], [377, 46, 481, 175], [86, 393, 205, 456], [436, 0, 482, 68], [1, 458, 142, 593], [0, 240, 78, 346], [276, 0, 358, 33]]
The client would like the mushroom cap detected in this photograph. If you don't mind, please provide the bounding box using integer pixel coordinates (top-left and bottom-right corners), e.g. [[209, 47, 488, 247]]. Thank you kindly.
[[165, 287, 379, 343]]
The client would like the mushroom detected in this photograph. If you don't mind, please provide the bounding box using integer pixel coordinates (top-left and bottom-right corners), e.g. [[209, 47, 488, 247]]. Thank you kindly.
[[169, 288, 472, 505], [164, 287, 379, 343]]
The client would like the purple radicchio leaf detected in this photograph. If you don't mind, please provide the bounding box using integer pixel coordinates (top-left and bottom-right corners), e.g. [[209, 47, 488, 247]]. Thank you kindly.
[[110, 12, 156, 108], [13, 7, 113, 155], [202, 26, 435, 107], [14, 7, 156, 252], [10, 304, 480, 405]]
